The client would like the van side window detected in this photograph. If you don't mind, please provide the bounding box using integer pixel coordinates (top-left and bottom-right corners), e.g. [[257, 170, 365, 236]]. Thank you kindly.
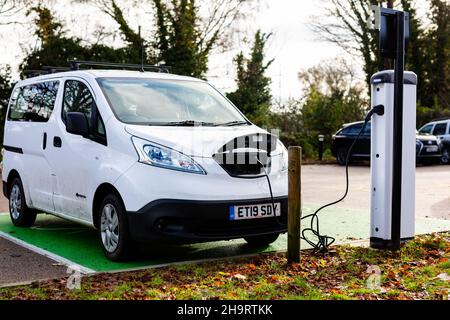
[[97, 114, 106, 137], [8, 81, 59, 122], [63, 80, 107, 144], [62, 80, 94, 127]]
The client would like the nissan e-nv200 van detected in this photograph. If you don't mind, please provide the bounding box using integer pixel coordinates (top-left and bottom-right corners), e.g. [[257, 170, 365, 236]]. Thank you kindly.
[[2, 63, 288, 261]]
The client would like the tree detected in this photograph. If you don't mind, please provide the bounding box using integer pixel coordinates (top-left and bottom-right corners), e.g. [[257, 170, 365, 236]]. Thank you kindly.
[[0, 66, 12, 146], [0, 0, 30, 25], [227, 30, 273, 126], [153, 0, 207, 77], [312, 0, 449, 122], [297, 59, 367, 156], [85, 0, 256, 76], [153, 0, 256, 77], [90, 0, 153, 64], [311, 0, 383, 87], [269, 99, 309, 152], [400, 0, 427, 106], [425, 0, 449, 109], [311, 1, 426, 86], [19, 5, 134, 75]]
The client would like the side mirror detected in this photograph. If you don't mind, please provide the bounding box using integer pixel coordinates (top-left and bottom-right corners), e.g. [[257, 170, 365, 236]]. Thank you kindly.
[[66, 112, 89, 137]]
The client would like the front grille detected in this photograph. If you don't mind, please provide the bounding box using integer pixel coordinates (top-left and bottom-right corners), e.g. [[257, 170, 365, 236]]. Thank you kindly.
[[155, 216, 287, 238], [196, 218, 287, 237]]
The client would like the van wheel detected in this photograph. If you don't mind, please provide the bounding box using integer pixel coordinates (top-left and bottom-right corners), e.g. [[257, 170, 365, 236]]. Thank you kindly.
[[98, 193, 131, 261], [9, 177, 37, 227], [336, 147, 349, 166], [244, 233, 280, 247]]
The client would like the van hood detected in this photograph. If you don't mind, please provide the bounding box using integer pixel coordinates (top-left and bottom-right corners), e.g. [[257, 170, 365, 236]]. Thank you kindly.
[[125, 124, 270, 158]]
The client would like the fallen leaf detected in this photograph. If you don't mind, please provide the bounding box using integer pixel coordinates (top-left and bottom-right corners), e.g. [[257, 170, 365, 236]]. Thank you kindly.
[[232, 274, 246, 280], [436, 273, 450, 281], [247, 264, 257, 271], [320, 259, 326, 267]]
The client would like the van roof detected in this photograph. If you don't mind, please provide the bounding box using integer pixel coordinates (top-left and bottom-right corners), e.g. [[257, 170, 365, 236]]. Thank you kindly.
[[17, 69, 203, 85]]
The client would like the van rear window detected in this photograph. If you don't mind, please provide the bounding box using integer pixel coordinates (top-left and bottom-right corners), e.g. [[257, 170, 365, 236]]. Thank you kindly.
[[8, 81, 59, 122]]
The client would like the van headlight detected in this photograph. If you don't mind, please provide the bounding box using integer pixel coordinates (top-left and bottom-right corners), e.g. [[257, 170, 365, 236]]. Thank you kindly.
[[132, 137, 206, 175]]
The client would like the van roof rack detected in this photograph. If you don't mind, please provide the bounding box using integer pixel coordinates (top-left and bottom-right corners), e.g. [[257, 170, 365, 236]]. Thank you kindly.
[[23, 70, 50, 78], [42, 66, 72, 73], [23, 61, 171, 78], [68, 60, 171, 73]]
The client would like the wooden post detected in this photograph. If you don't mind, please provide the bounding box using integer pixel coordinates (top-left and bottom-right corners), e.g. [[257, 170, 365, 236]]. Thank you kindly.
[[287, 147, 302, 263]]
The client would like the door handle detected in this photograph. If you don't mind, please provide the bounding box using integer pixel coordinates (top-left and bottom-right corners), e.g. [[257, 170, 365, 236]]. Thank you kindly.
[[53, 136, 62, 148], [43, 132, 47, 150]]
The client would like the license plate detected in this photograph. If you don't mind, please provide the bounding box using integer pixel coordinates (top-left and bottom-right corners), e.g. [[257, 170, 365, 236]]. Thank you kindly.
[[229, 203, 281, 221], [426, 146, 439, 153]]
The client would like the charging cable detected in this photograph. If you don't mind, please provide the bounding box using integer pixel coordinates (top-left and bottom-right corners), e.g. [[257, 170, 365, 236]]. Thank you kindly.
[[300, 104, 385, 253], [257, 159, 279, 224], [258, 104, 385, 253]]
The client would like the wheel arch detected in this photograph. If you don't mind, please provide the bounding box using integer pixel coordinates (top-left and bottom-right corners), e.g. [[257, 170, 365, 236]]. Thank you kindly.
[[92, 183, 124, 229], [5, 169, 21, 199]]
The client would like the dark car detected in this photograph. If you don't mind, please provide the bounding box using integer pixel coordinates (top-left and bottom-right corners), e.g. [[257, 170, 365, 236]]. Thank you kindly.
[[331, 121, 442, 165]]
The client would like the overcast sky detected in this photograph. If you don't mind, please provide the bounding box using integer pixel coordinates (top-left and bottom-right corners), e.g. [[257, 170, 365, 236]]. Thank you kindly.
[[0, 0, 429, 100]]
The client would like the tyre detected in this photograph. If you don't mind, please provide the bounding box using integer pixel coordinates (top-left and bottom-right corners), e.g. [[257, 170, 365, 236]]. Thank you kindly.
[[244, 233, 280, 247], [336, 147, 349, 166], [98, 193, 131, 261], [441, 148, 450, 165], [9, 177, 37, 227]]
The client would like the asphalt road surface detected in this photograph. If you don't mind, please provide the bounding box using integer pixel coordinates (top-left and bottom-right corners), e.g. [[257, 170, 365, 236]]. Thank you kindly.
[[302, 164, 450, 220], [0, 164, 449, 286], [0, 239, 68, 286]]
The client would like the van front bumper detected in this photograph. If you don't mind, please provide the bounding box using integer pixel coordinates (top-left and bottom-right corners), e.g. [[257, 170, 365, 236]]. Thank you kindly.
[[127, 197, 288, 243]]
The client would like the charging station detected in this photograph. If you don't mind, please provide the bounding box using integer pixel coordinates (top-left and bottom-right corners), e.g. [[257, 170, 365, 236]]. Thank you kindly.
[[370, 70, 417, 249], [369, 6, 416, 250]]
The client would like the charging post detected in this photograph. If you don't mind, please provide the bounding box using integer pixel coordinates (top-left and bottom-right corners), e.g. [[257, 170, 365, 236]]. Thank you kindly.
[[369, 6, 416, 251]]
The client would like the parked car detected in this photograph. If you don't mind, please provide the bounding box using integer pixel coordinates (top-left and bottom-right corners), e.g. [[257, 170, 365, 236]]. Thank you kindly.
[[2, 64, 289, 261], [418, 119, 450, 164], [331, 121, 442, 165]]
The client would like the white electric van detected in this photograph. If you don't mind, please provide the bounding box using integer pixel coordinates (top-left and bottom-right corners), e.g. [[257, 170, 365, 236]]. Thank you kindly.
[[2, 63, 288, 261]]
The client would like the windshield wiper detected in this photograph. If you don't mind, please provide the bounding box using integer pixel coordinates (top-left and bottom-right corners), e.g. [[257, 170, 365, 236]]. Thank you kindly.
[[214, 121, 249, 127], [163, 120, 216, 127]]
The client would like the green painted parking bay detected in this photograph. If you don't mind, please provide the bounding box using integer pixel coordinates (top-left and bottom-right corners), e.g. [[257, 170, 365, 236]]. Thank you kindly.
[[0, 207, 449, 273]]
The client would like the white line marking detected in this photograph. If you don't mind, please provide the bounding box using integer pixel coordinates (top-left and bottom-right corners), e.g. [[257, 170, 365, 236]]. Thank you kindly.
[[0, 231, 95, 275]]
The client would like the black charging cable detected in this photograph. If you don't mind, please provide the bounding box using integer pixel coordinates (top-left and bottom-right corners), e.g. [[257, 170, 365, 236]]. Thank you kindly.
[[300, 104, 385, 253], [257, 159, 279, 223], [258, 104, 385, 253]]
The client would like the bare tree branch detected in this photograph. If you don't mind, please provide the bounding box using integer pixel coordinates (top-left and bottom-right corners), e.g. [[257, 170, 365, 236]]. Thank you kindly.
[[0, 0, 32, 25], [310, 0, 384, 86]]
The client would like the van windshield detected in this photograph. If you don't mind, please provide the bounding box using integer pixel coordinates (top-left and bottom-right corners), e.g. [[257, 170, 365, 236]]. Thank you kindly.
[[96, 78, 249, 127]]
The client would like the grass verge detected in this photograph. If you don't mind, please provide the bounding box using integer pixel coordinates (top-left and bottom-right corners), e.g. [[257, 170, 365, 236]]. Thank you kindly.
[[0, 233, 449, 300]]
